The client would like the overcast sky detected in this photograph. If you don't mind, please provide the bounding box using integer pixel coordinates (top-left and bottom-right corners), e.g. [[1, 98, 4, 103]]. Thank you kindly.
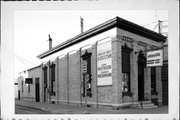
[[14, 10, 168, 78]]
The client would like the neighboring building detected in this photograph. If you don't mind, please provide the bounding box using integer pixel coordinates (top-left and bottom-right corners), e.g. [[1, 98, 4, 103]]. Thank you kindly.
[[18, 66, 42, 102], [17, 16, 167, 108], [14, 79, 18, 99]]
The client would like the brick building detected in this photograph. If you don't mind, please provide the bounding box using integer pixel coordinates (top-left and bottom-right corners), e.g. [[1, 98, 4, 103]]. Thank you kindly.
[[17, 17, 167, 108]]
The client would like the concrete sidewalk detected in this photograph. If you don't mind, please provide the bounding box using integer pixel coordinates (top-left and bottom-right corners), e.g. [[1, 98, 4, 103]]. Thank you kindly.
[[15, 100, 168, 114]]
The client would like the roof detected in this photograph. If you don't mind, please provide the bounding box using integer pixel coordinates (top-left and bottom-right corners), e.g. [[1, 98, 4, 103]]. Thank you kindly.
[[37, 16, 167, 59], [27, 65, 41, 71]]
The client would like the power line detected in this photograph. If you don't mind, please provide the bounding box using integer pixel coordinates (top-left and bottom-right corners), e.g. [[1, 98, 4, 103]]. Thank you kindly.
[[15, 54, 37, 66], [15, 56, 27, 65], [143, 21, 157, 27]]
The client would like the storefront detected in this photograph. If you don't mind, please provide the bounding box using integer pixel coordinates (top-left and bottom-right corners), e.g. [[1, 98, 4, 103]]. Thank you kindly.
[[18, 16, 167, 108]]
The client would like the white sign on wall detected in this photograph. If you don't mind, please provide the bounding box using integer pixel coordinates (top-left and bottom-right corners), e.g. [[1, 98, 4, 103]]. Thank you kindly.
[[147, 49, 163, 67], [97, 40, 112, 86]]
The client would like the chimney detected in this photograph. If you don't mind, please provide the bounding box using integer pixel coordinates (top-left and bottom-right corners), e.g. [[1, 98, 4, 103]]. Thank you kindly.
[[48, 34, 52, 50], [80, 17, 84, 34]]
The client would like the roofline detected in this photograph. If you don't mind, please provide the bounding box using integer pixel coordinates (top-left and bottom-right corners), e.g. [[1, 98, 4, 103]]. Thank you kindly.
[[37, 16, 167, 59], [27, 65, 41, 71]]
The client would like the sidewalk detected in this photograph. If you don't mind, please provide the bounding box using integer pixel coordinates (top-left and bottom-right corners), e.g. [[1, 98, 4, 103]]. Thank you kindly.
[[15, 100, 168, 114]]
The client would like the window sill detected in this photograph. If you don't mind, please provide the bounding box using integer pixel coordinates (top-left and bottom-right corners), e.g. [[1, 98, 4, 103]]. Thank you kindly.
[[122, 92, 133, 97]]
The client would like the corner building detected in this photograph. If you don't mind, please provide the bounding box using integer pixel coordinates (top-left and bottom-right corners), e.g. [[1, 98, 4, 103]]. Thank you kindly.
[[28, 17, 168, 108]]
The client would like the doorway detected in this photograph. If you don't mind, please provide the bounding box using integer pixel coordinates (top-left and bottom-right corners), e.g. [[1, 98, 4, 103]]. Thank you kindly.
[[35, 78, 40, 102], [138, 51, 146, 101]]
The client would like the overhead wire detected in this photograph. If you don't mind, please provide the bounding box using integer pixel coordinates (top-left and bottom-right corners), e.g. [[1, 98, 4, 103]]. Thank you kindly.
[[15, 54, 37, 66], [15, 55, 27, 65]]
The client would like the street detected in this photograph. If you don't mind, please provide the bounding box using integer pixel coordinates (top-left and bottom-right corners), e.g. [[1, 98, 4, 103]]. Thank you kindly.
[[15, 105, 51, 114], [15, 100, 168, 114]]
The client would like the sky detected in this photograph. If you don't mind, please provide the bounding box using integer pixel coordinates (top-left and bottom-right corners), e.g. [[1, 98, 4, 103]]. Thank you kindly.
[[14, 10, 168, 79]]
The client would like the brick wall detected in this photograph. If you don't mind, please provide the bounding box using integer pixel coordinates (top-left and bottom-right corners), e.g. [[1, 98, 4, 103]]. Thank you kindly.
[[69, 52, 81, 103]]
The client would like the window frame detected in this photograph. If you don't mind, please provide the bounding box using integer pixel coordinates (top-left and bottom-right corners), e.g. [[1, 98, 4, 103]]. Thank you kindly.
[[121, 45, 133, 96]]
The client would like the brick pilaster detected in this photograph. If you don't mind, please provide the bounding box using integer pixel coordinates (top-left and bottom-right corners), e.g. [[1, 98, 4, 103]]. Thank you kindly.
[[111, 36, 122, 104]]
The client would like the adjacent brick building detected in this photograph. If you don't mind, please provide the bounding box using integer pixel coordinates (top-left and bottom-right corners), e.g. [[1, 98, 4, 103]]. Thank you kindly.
[[17, 16, 167, 108]]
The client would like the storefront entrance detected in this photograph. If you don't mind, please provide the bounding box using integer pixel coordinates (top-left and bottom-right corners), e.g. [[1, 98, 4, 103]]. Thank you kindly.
[[138, 50, 146, 101]]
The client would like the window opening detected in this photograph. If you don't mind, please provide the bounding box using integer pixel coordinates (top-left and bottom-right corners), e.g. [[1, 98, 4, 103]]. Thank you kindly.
[[122, 46, 132, 93], [151, 67, 156, 93], [22, 81, 24, 93], [50, 64, 56, 96]]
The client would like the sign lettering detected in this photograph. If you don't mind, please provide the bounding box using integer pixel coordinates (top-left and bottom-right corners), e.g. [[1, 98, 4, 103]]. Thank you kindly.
[[97, 39, 112, 86], [147, 49, 163, 67]]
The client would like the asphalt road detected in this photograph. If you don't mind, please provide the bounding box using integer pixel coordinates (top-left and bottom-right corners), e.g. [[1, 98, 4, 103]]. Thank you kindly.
[[15, 105, 51, 114]]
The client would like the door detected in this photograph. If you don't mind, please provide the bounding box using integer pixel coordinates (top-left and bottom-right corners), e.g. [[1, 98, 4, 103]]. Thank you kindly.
[[138, 51, 146, 101], [35, 78, 40, 102], [18, 90, 20, 100], [138, 63, 144, 100]]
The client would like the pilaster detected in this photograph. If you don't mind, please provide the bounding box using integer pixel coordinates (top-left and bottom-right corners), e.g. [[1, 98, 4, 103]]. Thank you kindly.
[[131, 40, 139, 102], [66, 53, 70, 105], [77, 48, 82, 106], [144, 45, 151, 100], [92, 42, 98, 107], [40, 63, 44, 102], [56, 57, 59, 104], [47, 60, 50, 103], [111, 36, 122, 104]]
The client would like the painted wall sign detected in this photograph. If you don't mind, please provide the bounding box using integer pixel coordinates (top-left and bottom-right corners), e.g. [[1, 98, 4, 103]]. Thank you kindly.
[[147, 49, 163, 67], [97, 40, 112, 86]]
